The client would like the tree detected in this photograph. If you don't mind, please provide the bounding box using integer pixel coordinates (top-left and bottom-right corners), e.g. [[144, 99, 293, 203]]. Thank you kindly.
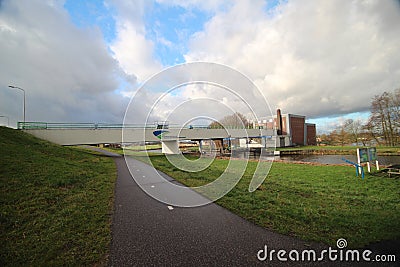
[[209, 112, 250, 129], [366, 89, 400, 146], [336, 123, 350, 146], [364, 119, 381, 145], [344, 119, 365, 145], [322, 126, 349, 147], [392, 88, 400, 136]]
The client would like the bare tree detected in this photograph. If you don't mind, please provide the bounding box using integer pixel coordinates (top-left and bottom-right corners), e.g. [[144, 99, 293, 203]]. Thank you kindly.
[[344, 119, 365, 145], [392, 88, 400, 139], [209, 112, 250, 129], [364, 120, 381, 145], [366, 89, 400, 146], [337, 123, 349, 146]]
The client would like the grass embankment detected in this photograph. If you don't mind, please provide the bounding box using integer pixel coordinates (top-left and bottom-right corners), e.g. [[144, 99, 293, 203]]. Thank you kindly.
[[125, 144, 162, 151], [138, 153, 400, 248], [0, 127, 116, 266]]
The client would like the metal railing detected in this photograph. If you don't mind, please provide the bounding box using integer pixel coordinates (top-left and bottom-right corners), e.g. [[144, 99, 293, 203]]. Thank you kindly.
[[18, 122, 158, 130], [18, 122, 264, 130]]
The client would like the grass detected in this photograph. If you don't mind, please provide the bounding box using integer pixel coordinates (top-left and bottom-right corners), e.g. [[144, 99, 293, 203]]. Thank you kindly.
[[124, 144, 162, 151], [133, 153, 400, 248], [0, 127, 116, 266]]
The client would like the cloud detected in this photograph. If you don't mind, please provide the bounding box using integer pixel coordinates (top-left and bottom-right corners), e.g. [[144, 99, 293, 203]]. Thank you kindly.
[[0, 0, 128, 125], [2, 0, 399, 131], [184, 0, 400, 119], [108, 0, 163, 81], [110, 21, 162, 81], [124, 62, 272, 126], [155, 0, 230, 13]]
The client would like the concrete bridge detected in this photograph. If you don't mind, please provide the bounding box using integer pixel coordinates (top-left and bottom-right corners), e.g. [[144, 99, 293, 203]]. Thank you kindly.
[[19, 122, 285, 154]]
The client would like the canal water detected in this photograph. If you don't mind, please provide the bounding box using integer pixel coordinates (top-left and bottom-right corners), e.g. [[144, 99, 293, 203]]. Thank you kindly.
[[229, 149, 399, 165], [276, 154, 400, 166], [143, 148, 400, 166]]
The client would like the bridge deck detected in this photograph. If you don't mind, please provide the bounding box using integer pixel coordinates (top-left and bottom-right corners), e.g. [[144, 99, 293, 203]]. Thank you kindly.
[[20, 122, 277, 146]]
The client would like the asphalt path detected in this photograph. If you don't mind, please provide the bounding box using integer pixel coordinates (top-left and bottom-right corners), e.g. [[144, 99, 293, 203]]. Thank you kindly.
[[88, 148, 398, 267]]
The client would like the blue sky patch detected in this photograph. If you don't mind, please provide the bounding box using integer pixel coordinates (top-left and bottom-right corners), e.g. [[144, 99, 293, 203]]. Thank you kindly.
[[64, 0, 116, 43], [143, 2, 212, 66]]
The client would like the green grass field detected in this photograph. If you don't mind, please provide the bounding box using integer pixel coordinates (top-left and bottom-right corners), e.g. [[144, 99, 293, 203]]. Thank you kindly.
[[124, 143, 162, 151], [2, 125, 398, 265], [139, 153, 400, 248], [0, 127, 116, 266]]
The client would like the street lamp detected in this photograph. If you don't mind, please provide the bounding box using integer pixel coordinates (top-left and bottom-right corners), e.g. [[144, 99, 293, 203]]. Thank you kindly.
[[0, 115, 9, 127], [8, 85, 26, 128]]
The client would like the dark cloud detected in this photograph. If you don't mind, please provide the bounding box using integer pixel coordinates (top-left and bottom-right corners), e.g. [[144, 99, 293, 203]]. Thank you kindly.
[[0, 0, 130, 126]]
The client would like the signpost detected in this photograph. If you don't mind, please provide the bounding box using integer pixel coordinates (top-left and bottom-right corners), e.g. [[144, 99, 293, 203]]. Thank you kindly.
[[357, 147, 379, 173], [368, 147, 379, 171], [357, 148, 368, 175]]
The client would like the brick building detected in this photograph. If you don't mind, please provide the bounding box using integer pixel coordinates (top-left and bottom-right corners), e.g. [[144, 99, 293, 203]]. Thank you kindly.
[[306, 123, 317, 146], [253, 109, 316, 147]]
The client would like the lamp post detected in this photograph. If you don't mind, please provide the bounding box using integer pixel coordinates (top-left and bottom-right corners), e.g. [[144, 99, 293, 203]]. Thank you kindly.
[[0, 115, 9, 127], [8, 85, 26, 128]]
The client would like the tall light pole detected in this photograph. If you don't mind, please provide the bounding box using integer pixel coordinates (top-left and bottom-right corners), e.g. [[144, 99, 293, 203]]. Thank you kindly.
[[8, 85, 26, 128], [0, 115, 9, 127]]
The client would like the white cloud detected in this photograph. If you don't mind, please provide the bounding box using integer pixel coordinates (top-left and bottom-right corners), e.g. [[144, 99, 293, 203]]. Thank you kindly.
[[110, 22, 162, 80], [0, 0, 128, 126], [108, 0, 163, 81], [184, 0, 400, 119], [155, 0, 230, 13], [124, 62, 272, 126]]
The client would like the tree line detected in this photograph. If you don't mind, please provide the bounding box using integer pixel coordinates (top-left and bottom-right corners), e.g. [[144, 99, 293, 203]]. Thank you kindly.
[[209, 112, 251, 129], [320, 88, 400, 147]]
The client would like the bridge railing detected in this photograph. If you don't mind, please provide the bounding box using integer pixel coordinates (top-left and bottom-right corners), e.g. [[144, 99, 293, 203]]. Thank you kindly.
[[18, 122, 158, 130], [18, 122, 263, 130]]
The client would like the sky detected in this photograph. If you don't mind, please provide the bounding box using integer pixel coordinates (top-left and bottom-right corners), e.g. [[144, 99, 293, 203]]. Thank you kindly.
[[1, 0, 399, 133]]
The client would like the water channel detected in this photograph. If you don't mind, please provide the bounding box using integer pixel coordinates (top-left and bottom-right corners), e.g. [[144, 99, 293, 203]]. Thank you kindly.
[[141, 148, 400, 166], [276, 154, 399, 166]]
